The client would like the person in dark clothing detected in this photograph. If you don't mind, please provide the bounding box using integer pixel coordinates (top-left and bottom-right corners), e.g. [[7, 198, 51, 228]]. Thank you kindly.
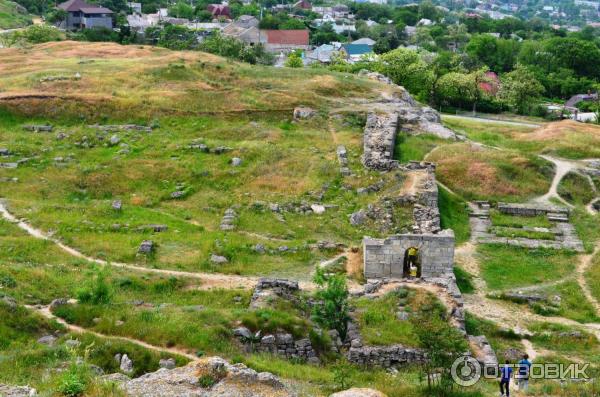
[[499, 360, 513, 397]]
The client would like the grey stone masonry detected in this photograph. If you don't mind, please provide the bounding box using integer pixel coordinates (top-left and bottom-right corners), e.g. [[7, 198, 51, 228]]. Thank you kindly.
[[363, 230, 455, 279], [497, 203, 569, 217], [362, 112, 400, 171], [336, 145, 352, 176], [470, 201, 584, 252], [237, 332, 320, 364], [250, 278, 300, 309], [220, 208, 237, 231], [347, 345, 426, 367]]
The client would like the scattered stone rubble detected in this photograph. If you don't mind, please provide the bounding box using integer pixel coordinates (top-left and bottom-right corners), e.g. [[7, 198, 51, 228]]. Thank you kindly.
[[88, 124, 153, 133]]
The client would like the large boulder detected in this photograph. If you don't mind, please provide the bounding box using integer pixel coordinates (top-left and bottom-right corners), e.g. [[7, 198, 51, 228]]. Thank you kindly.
[[330, 388, 387, 397]]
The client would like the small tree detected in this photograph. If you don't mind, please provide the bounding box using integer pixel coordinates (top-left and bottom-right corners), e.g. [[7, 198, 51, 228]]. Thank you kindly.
[[499, 64, 545, 115], [285, 51, 303, 68], [411, 309, 468, 391], [311, 267, 351, 340]]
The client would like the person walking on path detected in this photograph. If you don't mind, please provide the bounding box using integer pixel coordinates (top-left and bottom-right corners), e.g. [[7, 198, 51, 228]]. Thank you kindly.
[[499, 360, 513, 397], [517, 354, 532, 391]]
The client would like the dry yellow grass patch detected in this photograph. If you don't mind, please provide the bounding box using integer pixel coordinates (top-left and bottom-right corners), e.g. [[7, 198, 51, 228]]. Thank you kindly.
[[518, 120, 600, 142]]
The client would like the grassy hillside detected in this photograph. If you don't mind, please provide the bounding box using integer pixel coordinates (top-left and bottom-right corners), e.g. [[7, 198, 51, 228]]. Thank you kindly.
[[0, 0, 31, 29]]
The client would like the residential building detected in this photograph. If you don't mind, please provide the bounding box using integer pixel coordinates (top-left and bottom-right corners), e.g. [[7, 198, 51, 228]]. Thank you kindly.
[[127, 2, 142, 14], [352, 37, 375, 46], [57, 0, 113, 30], [207, 4, 231, 19], [340, 43, 373, 62], [305, 42, 342, 64], [293, 0, 312, 10], [222, 15, 260, 45], [259, 29, 310, 53]]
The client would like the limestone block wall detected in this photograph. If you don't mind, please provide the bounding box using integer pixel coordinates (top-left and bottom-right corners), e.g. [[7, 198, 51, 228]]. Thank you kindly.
[[497, 203, 569, 217], [363, 230, 455, 278], [362, 112, 399, 171]]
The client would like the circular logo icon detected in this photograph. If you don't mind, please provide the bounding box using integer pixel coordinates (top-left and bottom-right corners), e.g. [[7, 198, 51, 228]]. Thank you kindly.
[[451, 356, 481, 387]]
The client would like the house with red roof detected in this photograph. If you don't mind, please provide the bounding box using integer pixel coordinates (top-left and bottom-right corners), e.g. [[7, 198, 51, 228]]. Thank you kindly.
[[259, 29, 310, 52], [57, 0, 113, 30], [207, 4, 231, 19], [293, 0, 312, 10], [478, 71, 500, 96]]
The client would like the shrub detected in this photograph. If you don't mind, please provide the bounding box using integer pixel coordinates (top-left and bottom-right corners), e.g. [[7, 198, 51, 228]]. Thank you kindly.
[[76, 271, 112, 304], [198, 374, 218, 388], [58, 367, 88, 397]]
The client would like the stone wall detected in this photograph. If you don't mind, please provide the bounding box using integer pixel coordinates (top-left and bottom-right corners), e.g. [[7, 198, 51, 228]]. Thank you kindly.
[[361, 112, 400, 171], [347, 345, 426, 367], [250, 278, 300, 309], [497, 203, 569, 217], [253, 333, 320, 364], [363, 230, 455, 278]]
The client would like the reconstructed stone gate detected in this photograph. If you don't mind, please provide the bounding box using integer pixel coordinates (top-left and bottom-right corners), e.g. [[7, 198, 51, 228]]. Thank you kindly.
[[363, 230, 455, 278]]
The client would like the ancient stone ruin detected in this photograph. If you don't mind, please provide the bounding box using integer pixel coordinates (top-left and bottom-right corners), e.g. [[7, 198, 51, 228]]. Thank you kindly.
[[470, 201, 584, 252], [363, 230, 455, 279]]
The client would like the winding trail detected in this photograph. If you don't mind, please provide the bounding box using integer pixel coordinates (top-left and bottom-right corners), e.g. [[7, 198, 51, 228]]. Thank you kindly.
[[0, 200, 363, 292], [534, 155, 577, 208], [577, 247, 600, 316], [0, 199, 258, 290], [28, 304, 199, 361]]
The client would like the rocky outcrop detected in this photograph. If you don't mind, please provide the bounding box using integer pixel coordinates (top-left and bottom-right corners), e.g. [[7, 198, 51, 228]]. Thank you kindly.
[[119, 357, 293, 397]]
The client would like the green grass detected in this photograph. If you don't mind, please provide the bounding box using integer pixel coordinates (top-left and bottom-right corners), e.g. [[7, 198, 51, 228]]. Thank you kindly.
[[586, 251, 600, 306], [490, 211, 552, 229], [438, 186, 470, 244], [490, 226, 556, 241], [0, 0, 31, 29], [557, 172, 596, 206], [454, 266, 475, 294], [394, 133, 445, 163], [0, 301, 184, 394], [529, 322, 600, 362], [478, 244, 577, 290], [571, 208, 600, 253], [353, 288, 446, 347], [537, 281, 600, 323]]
